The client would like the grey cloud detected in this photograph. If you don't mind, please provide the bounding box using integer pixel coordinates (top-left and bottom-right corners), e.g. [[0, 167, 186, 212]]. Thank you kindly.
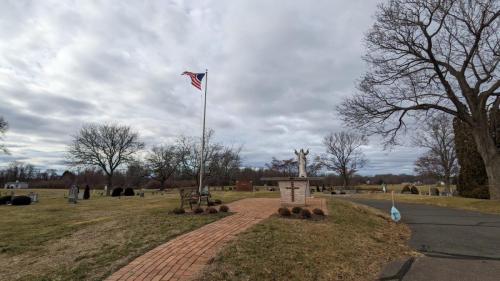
[[0, 0, 424, 175]]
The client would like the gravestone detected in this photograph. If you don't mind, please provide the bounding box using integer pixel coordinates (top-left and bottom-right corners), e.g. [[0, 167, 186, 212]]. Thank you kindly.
[[68, 185, 79, 203], [28, 192, 39, 203], [235, 180, 253, 191]]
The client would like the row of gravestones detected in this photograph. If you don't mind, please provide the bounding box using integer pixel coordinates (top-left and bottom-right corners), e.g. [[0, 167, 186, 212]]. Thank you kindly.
[[0, 191, 39, 205], [67, 185, 149, 203]]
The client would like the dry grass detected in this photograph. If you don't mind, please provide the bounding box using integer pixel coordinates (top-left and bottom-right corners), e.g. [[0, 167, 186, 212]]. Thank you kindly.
[[194, 199, 414, 281], [355, 184, 455, 193], [0, 188, 278, 281], [352, 193, 500, 215]]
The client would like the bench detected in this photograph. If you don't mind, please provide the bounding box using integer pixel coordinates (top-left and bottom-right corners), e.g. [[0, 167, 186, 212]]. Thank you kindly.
[[179, 187, 211, 209]]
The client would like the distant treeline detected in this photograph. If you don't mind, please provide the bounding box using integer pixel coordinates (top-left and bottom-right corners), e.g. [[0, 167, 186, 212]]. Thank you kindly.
[[0, 161, 440, 189]]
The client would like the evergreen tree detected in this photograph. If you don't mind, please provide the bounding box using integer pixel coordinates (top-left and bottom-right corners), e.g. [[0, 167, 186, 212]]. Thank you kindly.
[[83, 185, 90, 200], [453, 119, 489, 199]]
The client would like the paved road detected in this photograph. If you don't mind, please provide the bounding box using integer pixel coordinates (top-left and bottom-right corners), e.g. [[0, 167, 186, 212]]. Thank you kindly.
[[346, 198, 500, 281]]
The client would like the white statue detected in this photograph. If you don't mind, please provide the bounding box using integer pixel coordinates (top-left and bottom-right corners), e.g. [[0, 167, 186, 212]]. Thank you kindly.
[[294, 149, 309, 178]]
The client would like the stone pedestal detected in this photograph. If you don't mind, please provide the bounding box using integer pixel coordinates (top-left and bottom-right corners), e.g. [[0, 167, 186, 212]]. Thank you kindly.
[[278, 178, 310, 206]]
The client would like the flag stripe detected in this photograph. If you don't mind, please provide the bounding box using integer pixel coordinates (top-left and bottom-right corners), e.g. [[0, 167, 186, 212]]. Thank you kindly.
[[182, 71, 205, 90]]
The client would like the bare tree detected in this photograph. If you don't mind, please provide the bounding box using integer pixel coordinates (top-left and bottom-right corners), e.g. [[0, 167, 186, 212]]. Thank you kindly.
[[146, 144, 187, 190], [0, 116, 8, 153], [265, 157, 298, 176], [68, 123, 144, 195], [177, 129, 226, 184], [208, 146, 242, 186], [125, 160, 149, 188], [307, 155, 323, 177], [338, 0, 500, 198], [321, 132, 368, 187], [413, 114, 458, 190]]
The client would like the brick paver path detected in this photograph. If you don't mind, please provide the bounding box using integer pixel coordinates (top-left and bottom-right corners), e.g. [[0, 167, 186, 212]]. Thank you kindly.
[[106, 197, 327, 281]]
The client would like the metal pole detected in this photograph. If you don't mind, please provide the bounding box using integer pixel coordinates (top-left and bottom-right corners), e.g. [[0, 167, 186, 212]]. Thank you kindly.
[[198, 69, 208, 196]]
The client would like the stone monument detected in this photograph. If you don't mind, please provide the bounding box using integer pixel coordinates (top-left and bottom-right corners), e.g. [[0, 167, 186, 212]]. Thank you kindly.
[[68, 185, 79, 204], [262, 149, 322, 207], [295, 149, 308, 177]]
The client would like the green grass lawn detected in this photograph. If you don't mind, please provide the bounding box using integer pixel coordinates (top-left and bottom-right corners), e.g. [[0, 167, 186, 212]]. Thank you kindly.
[[194, 199, 414, 281], [352, 193, 500, 215], [0, 188, 278, 281]]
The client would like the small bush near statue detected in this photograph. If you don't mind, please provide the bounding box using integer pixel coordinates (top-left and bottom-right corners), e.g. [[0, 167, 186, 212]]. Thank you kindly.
[[277, 206, 325, 220]]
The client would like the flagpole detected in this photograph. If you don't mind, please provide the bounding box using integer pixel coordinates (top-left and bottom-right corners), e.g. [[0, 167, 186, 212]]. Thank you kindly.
[[198, 69, 208, 197]]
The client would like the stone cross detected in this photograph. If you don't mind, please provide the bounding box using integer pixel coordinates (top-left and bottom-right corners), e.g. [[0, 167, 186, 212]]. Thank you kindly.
[[294, 149, 309, 178], [286, 181, 300, 202]]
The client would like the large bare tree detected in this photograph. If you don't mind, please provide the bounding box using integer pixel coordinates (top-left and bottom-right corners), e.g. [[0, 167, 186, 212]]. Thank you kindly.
[[265, 157, 298, 176], [413, 114, 458, 190], [338, 0, 500, 198], [321, 132, 368, 187], [0, 116, 8, 154], [146, 144, 187, 190], [68, 123, 144, 195]]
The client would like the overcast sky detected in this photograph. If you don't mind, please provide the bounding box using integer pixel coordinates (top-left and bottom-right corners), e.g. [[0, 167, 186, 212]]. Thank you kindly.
[[0, 0, 426, 175]]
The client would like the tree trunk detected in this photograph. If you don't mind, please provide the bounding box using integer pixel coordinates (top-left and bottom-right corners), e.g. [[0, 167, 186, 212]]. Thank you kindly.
[[160, 178, 166, 191], [472, 127, 500, 200], [444, 172, 451, 193], [106, 175, 112, 196], [484, 157, 500, 200], [342, 173, 349, 188]]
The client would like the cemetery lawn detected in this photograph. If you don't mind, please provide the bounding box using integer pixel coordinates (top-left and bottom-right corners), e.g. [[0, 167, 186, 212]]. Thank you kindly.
[[352, 193, 500, 215], [0, 188, 278, 281], [195, 199, 415, 281]]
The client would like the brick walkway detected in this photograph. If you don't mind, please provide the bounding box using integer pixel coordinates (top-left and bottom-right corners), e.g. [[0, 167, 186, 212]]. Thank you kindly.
[[106, 197, 327, 281]]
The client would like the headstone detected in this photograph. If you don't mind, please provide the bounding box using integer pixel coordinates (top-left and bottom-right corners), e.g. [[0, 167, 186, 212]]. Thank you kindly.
[[68, 185, 79, 203], [235, 180, 253, 191], [29, 192, 39, 203]]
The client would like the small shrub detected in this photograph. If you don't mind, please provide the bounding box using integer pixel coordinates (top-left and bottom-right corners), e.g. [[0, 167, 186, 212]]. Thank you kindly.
[[11, 196, 31, 206], [193, 207, 204, 214], [340, 191, 346, 195], [430, 187, 440, 196], [83, 185, 90, 200], [312, 208, 325, 216], [123, 187, 135, 196], [214, 199, 222, 205], [401, 185, 411, 194], [300, 208, 312, 219], [172, 207, 185, 214], [207, 201, 215, 206], [219, 205, 229, 212], [206, 207, 218, 214], [111, 187, 123, 197], [0, 195, 12, 205], [410, 186, 419, 195], [291, 206, 302, 214], [331, 191, 336, 195], [278, 207, 291, 217]]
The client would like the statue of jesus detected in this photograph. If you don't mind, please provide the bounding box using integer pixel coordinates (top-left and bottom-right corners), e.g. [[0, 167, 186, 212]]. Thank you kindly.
[[294, 149, 309, 178]]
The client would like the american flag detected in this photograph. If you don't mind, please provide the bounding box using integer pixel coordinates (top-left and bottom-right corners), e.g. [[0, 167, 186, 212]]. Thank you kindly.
[[181, 71, 205, 90]]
